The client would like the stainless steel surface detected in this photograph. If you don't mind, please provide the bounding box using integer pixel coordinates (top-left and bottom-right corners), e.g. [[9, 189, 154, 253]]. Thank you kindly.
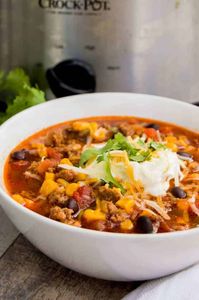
[[1, 0, 199, 103]]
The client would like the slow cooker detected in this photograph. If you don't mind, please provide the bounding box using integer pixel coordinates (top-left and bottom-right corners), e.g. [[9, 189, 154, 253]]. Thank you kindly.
[[0, 0, 199, 102]]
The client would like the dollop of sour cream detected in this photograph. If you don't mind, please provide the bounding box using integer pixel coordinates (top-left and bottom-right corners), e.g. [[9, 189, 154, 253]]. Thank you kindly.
[[59, 149, 183, 197], [130, 150, 183, 196]]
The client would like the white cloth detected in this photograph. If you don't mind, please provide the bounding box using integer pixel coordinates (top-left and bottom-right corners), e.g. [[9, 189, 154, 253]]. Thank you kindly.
[[123, 264, 199, 300]]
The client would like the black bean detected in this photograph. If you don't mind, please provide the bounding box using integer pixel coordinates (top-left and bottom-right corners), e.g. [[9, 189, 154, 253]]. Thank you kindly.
[[11, 149, 28, 160], [66, 199, 79, 214], [171, 187, 187, 199], [136, 216, 153, 234], [177, 151, 193, 159], [145, 123, 160, 130]]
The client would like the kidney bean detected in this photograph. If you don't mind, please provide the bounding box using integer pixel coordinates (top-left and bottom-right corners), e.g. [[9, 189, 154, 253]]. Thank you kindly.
[[171, 187, 187, 199], [66, 199, 79, 214], [11, 149, 28, 160], [145, 123, 160, 130]]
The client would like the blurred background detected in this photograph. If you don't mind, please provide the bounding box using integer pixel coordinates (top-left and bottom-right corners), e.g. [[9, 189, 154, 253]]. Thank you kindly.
[[0, 0, 199, 103]]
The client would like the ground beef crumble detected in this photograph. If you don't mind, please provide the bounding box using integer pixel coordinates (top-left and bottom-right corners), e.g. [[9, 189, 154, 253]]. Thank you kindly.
[[95, 185, 122, 203], [48, 189, 69, 207], [55, 169, 76, 182]]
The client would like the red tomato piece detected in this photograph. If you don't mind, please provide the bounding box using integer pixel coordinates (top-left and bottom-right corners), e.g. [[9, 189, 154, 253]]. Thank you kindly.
[[73, 186, 94, 209], [144, 128, 158, 141], [37, 159, 58, 174], [47, 147, 62, 160]]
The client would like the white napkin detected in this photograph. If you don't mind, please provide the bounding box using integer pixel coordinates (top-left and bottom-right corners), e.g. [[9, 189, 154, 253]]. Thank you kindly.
[[123, 264, 199, 300]]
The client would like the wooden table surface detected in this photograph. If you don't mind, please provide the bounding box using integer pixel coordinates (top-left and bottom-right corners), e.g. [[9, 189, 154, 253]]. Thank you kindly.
[[0, 207, 140, 300]]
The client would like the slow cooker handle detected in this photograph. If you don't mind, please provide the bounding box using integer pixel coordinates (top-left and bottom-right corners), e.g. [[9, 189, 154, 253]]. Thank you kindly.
[[46, 59, 96, 98]]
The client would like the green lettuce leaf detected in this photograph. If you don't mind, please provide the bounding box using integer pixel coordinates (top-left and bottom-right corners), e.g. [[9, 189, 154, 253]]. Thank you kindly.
[[0, 68, 46, 124], [80, 132, 167, 168], [150, 141, 166, 150], [103, 154, 126, 194], [80, 133, 146, 166], [5, 85, 45, 117], [3, 68, 30, 95], [79, 148, 99, 167], [129, 150, 151, 162]]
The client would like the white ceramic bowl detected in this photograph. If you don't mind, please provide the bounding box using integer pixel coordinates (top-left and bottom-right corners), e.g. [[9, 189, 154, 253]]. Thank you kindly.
[[0, 93, 199, 281]]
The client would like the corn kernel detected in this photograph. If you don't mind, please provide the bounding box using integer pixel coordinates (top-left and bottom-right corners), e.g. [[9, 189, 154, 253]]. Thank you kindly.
[[73, 121, 90, 131], [32, 143, 47, 157], [177, 200, 189, 211], [165, 136, 178, 152], [140, 210, 154, 217], [65, 183, 79, 196], [57, 178, 68, 187], [166, 136, 177, 143], [83, 209, 106, 222], [178, 135, 189, 147], [85, 178, 98, 184], [60, 158, 72, 165], [24, 199, 35, 209], [40, 180, 58, 196], [76, 173, 87, 181], [45, 172, 55, 180], [96, 199, 101, 210], [116, 198, 127, 208], [167, 143, 178, 152], [89, 122, 98, 135], [93, 127, 107, 141], [100, 200, 109, 213], [120, 219, 133, 231], [12, 194, 25, 205], [176, 216, 187, 225], [186, 145, 195, 152], [125, 200, 135, 213], [116, 197, 135, 213], [73, 221, 81, 227], [177, 200, 189, 224], [183, 211, 189, 223]]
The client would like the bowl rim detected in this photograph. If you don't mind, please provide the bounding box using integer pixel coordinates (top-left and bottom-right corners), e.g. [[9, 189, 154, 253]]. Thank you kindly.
[[0, 92, 199, 240]]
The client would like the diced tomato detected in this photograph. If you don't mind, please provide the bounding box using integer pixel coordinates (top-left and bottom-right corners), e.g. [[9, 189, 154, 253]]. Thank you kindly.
[[47, 147, 62, 160], [73, 186, 94, 209], [37, 159, 58, 174], [144, 128, 158, 141]]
